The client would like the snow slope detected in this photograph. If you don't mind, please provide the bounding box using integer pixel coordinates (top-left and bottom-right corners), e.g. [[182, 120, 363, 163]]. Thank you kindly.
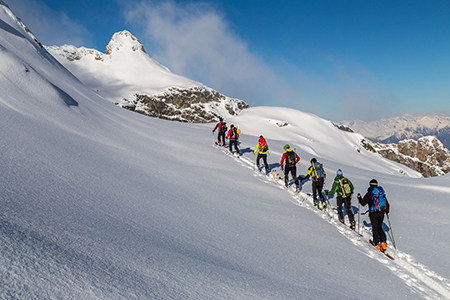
[[1, 2, 450, 299]]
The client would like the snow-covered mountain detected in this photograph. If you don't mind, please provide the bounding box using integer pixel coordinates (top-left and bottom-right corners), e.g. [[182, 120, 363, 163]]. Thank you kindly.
[[342, 113, 450, 150], [2, 1, 450, 299], [46, 30, 249, 123]]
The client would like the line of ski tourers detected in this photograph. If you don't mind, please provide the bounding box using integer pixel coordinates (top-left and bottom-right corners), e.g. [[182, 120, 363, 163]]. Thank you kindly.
[[213, 120, 395, 258]]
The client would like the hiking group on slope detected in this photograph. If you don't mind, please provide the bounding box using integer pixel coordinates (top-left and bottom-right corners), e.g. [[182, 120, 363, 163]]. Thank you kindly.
[[212, 121, 393, 254]]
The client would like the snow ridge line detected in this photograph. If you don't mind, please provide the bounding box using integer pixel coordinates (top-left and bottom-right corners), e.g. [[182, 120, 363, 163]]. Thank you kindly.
[[215, 144, 450, 299]]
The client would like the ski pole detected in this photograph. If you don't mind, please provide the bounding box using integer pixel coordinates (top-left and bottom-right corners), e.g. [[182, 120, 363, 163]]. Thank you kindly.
[[386, 213, 397, 250], [358, 200, 360, 237], [253, 152, 255, 171], [357, 193, 361, 237]]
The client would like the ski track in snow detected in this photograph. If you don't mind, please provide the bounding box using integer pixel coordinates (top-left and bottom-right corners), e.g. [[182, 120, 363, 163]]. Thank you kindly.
[[216, 144, 450, 300]]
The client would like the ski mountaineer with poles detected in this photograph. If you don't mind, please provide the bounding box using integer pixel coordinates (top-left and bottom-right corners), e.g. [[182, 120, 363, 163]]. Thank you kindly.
[[299, 158, 327, 209], [326, 169, 356, 230], [212, 119, 227, 147], [226, 124, 240, 156], [280, 144, 300, 193], [253, 136, 270, 174], [357, 179, 391, 253]]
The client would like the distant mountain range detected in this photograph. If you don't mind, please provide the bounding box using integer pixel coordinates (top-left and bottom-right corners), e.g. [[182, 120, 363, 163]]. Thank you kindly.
[[46, 31, 248, 123], [341, 113, 450, 150]]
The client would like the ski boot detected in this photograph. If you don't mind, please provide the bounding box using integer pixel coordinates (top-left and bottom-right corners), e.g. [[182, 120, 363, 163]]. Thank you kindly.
[[376, 242, 387, 253], [339, 219, 345, 224], [321, 200, 327, 209], [295, 186, 300, 193], [350, 221, 355, 230], [314, 201, 319, 209]]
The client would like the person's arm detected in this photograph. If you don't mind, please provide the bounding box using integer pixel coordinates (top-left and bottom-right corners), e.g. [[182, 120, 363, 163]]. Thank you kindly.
[[327, 179, 338, 195], [254, 143, 260, 154], [280, 153, 285, 170]]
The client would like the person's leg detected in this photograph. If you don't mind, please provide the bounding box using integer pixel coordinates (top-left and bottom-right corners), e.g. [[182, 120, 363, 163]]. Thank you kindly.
[[344, 197, 355, 223], [262, 154, 269, 171], [337, 197, 344, 222]]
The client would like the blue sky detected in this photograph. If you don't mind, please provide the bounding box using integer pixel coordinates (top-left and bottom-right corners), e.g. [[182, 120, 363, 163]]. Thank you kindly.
[[7, 0, 450, 121]]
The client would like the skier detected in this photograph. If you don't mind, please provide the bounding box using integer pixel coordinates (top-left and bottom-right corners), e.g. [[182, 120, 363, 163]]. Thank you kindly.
[[357, 179, 391, 253], [212, 119, 227, 147], [299, 158, 327, 209], [326, 169, 355, 230], [253, 136, 269, 174], [226, 124, 240, 155], [280, 144, 300, 193]]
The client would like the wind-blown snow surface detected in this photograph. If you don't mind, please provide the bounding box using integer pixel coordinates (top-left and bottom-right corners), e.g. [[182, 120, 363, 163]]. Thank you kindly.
[[2, 2, 450, 299]]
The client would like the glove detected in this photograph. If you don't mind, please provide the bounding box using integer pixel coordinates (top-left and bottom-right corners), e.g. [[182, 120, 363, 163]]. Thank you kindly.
[[281, 166, 284, 171], [357, 193, 362, 200], [298, 176, 303, 181]]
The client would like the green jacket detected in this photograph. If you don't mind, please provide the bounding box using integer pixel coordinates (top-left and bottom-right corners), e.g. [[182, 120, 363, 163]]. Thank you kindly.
[[327, 175, 354, 197]]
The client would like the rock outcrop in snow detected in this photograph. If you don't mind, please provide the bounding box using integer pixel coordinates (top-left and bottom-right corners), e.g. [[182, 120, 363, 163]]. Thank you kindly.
[[46, 30, 249, 123], [121, 88, 249, 123], [372, 136, 450, 177]]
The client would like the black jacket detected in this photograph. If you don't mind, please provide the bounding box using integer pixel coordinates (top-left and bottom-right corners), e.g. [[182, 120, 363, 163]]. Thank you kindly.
[[359, 185, 390, 214]]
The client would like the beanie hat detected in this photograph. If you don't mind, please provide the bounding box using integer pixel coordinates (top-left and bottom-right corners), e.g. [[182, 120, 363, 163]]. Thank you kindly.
[[283, 144, 290, 149], [336, 169, 343, 176], [370, 179, 378, 186], [311, 158, 317, 164]]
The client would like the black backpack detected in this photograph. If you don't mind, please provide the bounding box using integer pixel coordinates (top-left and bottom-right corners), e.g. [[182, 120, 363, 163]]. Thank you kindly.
[[285, 151, 297, 165]]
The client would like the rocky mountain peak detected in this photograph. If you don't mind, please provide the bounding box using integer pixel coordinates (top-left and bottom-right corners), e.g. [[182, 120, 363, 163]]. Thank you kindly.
[[105, 30, 146, 55]]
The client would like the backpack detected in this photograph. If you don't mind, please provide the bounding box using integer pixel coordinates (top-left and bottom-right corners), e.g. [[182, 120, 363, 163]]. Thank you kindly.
[[370, 186, 387, 213], [259, 140, 269, 152], [339, 177, 353, 197], [285, 151, 297, 165], [231, 127, 240, 139], [220, 124, 227, 133], [313, 162, 325, 179]]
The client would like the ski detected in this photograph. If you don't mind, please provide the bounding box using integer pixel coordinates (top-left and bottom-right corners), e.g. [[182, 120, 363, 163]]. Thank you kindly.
[[369, 239, 395, 260]]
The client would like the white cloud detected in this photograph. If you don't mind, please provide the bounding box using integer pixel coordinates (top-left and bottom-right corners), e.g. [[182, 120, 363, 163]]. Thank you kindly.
[[122, 1, 300, 107], [5, 0, 93, 47]]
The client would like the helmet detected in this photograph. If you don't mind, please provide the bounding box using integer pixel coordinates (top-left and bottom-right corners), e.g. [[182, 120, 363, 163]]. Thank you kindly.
[[230, 124, 234, 128], [370, 179, 378, 186], [260, 135, 264, 139], [283, 144, 290, 149], [310, 158, 317, 164], [336, 169, 343, 176]]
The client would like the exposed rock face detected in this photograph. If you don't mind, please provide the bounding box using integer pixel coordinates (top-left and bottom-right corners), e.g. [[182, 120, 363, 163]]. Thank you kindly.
[[373, 136, 450, 177], [118, 87, 249, 123]]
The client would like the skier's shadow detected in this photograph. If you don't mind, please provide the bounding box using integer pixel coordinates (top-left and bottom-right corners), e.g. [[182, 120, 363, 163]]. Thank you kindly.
[[239, 147, 253, 155], [269, 163, 281, 169]]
